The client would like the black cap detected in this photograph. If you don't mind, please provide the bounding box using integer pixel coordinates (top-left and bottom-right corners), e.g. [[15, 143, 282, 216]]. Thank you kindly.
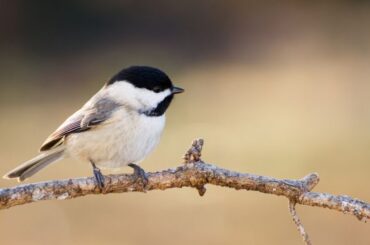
[[107, 66, 174, 93]]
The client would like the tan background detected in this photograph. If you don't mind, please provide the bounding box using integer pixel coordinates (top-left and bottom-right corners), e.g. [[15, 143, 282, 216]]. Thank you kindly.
[[0, 1, 369, 244]]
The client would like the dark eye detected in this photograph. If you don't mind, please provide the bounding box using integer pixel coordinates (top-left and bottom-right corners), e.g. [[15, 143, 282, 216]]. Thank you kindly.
[[153, 86, 162, 93]]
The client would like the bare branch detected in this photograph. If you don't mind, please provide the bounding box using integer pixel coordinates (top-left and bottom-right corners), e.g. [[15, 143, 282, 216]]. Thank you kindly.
[[0, 139, 369, 243]]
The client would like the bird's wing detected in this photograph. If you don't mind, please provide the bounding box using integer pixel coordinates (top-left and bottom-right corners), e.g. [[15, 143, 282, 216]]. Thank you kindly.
[[40, 98, 120, 151]]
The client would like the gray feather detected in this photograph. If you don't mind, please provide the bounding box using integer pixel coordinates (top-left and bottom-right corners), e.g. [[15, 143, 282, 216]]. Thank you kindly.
[[40, 97, 120, 151], [81, 98, 120, 128], [3, 147, 65, 181]]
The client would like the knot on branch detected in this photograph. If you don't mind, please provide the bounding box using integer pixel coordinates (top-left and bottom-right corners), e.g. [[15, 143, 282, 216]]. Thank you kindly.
[[196, 185, 207, 196], [301, 173, 320, 192], [279, 173, 320, 202], [183, 139, 207, 196], [183, 138, 204, 164]]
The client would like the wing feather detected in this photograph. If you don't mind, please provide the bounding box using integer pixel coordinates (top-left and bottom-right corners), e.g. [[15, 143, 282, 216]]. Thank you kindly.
[[40, 116, 86, 151], [39, 97, 120, 152]]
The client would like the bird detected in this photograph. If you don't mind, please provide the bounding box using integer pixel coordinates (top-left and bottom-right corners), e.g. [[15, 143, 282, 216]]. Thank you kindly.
[[3, 66, 184, 188]]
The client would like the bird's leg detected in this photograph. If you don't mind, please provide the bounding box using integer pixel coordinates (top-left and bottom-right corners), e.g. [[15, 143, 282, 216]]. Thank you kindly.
[[128, 163, 148, 187], [90, 160, 105, 189]]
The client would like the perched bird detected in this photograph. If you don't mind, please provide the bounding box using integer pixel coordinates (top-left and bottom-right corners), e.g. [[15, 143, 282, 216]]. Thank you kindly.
[[3, 66, 184, 188]]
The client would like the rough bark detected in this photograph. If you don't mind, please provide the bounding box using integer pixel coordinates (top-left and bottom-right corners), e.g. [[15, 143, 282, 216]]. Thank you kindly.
[[0, 139, 369, 244]]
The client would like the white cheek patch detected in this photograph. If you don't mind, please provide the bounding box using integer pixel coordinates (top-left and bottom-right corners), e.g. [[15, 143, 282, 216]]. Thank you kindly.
[[138, 88, 171, 109], [104, 81, 171, 110]]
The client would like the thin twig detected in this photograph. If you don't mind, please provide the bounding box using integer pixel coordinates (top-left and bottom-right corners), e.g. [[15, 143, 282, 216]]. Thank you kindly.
[[289, 201, 312, 245]]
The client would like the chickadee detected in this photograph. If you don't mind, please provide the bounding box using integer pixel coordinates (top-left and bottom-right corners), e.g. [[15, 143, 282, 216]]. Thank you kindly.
[[3, 66, 184, 188]]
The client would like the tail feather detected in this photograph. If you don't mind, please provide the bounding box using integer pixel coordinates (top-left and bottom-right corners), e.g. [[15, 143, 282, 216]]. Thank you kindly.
[[3, 147, 65, 181]]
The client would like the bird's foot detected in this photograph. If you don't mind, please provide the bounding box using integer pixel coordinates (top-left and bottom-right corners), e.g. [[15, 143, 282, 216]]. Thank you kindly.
[[90, 161, 105, 190], [128, 163, 148, 188]]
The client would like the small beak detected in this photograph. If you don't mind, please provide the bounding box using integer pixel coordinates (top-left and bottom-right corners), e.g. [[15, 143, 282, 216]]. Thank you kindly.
[[171, 86, 184, 95]]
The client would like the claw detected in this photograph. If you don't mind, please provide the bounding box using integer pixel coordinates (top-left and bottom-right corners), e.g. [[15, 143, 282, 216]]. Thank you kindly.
[[128, 163, 148, 187], [90, 161, 105, 190]]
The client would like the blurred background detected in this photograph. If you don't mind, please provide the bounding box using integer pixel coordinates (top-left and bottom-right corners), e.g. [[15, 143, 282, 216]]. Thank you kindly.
[[0, 0, 369, 244]]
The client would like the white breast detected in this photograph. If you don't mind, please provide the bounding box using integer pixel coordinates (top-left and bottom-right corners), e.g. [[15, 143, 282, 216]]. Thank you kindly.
[[64, 107, 166, 169]]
